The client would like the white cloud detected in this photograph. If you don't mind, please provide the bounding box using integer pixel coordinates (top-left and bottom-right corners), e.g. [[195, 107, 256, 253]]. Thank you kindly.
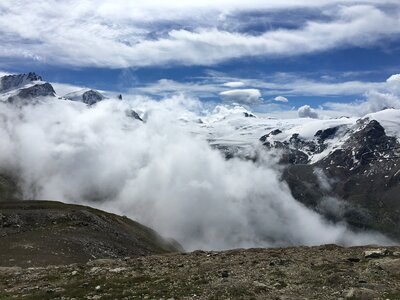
[[274, 95, 289, 102], [223, 81, 245, 88], [324, 91, 400, 116], [387, 74, 400, 94], [219, 89, 262, 105], [298, 105, 319, 118], [321, 73, 400, 116], [0, 2, 399, 68]]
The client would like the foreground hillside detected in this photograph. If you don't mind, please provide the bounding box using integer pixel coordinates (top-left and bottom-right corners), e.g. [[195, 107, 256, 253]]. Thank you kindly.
[[0, 201, 181, 267], [1, 245, 400, 299]]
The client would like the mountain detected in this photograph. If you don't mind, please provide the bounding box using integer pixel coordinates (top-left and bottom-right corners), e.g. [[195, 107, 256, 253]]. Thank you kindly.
[[0, 72, 42, 93], [0, 73, 145, 122], [0, 72, 56, 104], [178, 105, 400, 240], [0, 200, 182, 267], [257, 110, 400, 240], [64, 89, 106, 105]]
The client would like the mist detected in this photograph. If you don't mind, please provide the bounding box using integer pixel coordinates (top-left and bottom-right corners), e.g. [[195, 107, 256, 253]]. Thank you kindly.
[[0, 96, 392, 250]]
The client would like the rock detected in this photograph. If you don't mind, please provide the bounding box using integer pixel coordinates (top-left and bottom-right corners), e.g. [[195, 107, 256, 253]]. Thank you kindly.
[[345, 287, 380, 299], [221, 270, 229, 278], [244, 112, 256, 118], [253, 281, 268, 288], [125, 109, 143, 121], [364, 249, 389, 259], [87, 259, 118, 267], [109, 267, 126, 273]]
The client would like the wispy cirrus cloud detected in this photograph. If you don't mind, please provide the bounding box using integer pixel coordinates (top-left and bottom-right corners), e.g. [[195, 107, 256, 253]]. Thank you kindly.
[[0, 1, 399, 68]]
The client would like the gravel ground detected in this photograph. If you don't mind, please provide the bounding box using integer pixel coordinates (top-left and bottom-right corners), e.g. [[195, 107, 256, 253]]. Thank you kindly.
[[1, 245, 400, 300]]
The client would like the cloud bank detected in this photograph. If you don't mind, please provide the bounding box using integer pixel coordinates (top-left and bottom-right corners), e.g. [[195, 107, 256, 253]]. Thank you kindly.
[[0, 96, 391, 250]]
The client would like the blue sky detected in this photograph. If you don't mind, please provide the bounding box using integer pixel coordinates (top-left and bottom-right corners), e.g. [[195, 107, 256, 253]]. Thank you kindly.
[[1, 0, 400, 112]]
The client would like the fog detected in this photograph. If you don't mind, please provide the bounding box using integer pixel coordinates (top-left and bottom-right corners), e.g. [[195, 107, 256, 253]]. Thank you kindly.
[[0, 96, 392, 250]]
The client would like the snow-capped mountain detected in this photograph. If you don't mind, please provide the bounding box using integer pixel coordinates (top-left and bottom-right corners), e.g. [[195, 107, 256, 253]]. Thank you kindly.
[[0, 72, 55, 103], [171, 103, 400, 240], [64, 89, 106, 105], [0, 72, 42, 93]]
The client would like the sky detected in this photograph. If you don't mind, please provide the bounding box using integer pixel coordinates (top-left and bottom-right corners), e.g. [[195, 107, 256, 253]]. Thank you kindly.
[[1, 0, 400, 112]]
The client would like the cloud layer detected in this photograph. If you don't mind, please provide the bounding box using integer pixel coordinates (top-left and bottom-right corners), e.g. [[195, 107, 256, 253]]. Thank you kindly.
[[0, 1, 399, 68]]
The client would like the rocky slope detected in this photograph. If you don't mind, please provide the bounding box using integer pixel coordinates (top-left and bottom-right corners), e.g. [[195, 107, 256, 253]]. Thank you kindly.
[[0, 201, 181, 267], [259, 116, 400, 240], [1, 245, 400, 299]]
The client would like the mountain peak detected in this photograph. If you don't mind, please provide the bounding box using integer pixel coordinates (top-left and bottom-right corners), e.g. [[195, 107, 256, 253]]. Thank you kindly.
[[64, 89, 106, 105], [0, 72, 43, 93]]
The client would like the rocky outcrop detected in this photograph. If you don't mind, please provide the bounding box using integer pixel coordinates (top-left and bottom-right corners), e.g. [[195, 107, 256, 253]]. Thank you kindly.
[[126, 109, 143, 121], [81, 90, 105, 105], [64, 89, 106, 105], [0, 72, 42, 93]]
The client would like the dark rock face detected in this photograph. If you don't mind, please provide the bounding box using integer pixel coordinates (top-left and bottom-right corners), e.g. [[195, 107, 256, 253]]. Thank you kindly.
[[82, 90, 105, 105], [0, 201, 182, 267], [315, 126, 341, 142], [259, 129, 282, 142], [7, 83, 56, 104], [0, 72, 42, 93], [13, 83, 55, 99], [126, 109, 143, 122], [244, 112, 256, 118], [260, 131, 326, 165], [271, 119, 400, 240]]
